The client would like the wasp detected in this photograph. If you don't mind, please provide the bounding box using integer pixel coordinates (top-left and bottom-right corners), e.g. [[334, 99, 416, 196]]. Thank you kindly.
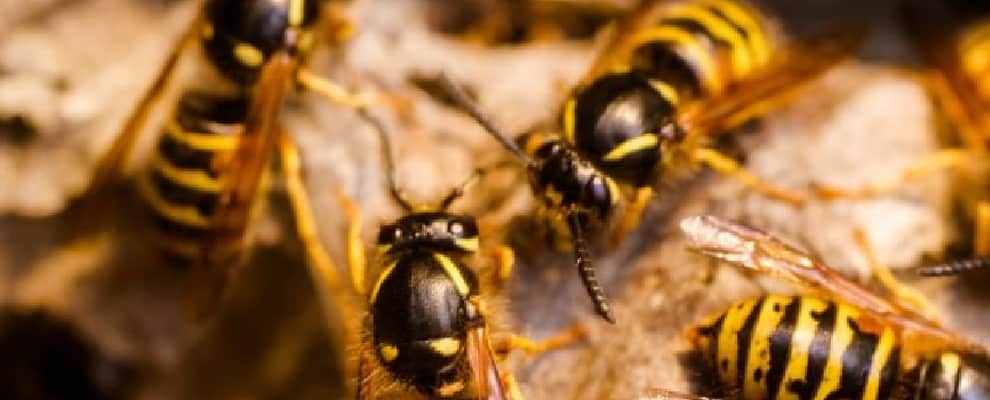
[[429, 0, 862, 323], [336, 112, 583, 399], [676, 215, 990, 400], [427, 0, 627, 45], [82, 0, 377, 321]]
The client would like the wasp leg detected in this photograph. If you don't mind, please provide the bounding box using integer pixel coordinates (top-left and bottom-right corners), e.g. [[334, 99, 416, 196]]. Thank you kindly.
[[814, 149, 973, 200], [279, 133, 363, 387], [493, 322, 586, 357], [639, 387, 722, 400], [279, 134, 346, 295], [691, 148, 806, 206], [491, 244, 516, 284], [852, 228, 941, 322], [611, 187, 653, 248], [975, 201, 990, 256], [337, 191, 368, 296], [500, 371, 527, 400]]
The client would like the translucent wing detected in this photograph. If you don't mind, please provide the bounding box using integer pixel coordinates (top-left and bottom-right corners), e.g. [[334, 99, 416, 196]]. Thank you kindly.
[[579, 0, 668, 87], [186, 49, 297, 321], [85, 10, 202, 195], [677, 25, 864, 141], [466, 326, 510, 400], [679, 215, 978, 353]]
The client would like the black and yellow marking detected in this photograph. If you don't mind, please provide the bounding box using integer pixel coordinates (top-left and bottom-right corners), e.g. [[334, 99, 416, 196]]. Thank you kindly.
[[625, 0, 773, 98], [690, 295, 900, 400], [137, 92, 247, 259]]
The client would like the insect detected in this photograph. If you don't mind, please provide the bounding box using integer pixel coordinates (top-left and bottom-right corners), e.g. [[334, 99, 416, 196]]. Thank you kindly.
[[83, 0, 374, 320], [678, 215, 990, 400], [337, 112, 583, 400], [429, 0, 862, 323], [815, 3, 990, 261]]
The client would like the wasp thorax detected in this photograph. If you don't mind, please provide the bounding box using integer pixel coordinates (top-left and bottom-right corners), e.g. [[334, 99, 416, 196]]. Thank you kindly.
[[569, 72, 676, 187], [203, 0, 322, 84], [377, 212, 480, 254]]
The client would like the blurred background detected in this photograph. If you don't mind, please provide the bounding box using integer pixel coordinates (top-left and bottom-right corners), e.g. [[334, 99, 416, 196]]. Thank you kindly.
[[0, 0, 988, 399]]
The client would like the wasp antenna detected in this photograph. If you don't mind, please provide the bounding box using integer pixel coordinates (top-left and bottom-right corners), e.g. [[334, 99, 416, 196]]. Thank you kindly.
[[568, 212, 615, 323], [438, 168, 485, 211], [358, 109, 417, 212], [918, 256, 990, 277], [433, 73, 535, 166]]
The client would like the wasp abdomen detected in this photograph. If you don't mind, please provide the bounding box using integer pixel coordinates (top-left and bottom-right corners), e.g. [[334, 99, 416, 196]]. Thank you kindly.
[[138, 92, 248, 259], [629, 0, 773, 97], [690, 295, 900, 400]]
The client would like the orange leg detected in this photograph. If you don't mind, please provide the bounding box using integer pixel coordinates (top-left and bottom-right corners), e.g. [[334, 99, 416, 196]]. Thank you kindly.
[[853, 228, 941, 322]]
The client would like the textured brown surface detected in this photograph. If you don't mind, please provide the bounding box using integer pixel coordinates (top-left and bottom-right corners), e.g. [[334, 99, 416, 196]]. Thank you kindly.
[[0, 1, 988, 399]]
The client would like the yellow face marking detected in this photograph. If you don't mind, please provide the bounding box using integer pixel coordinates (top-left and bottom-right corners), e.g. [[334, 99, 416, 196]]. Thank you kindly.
[[369, 260, 399, 303], [435, 380, 465, 398], [454, 237, 479, 252], [630, 25, 722, 93], [433, 253, 470, 296], [743, 296, 794, 400], [376, 244, 391, 255], [136, 173, 210, 228], [563, 98, 577, 145], [776, 297, 829, 400], [812, 304, 859, 400], [378, 343, 399, 363], [427, 337, 462, 356], [705, 0, 772, 66], [151, 155, 223, 193], [166, 119, 240, 151], [648, 79, 680, 106], [717, 298, 761, 385], [603, 134, 659, 162], [666, 2, 755, 78], [288, 0, 305, 27], [234, 43, 265, 68], [201, 23, 214, 40], [862, 325, 897, 400]]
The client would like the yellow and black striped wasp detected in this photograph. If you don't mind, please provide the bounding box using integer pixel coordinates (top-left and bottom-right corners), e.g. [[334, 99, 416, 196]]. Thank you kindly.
[[82, 0, 375, 321], [429, 0, 862, 323], [336, 112, 583, 400], [674, 215, 990, 400]]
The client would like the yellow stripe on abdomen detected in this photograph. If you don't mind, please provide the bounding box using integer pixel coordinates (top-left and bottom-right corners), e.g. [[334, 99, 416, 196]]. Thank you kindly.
[[775, 297, 830, 400], [812, 303, 860, 400], [717, 297, 761, 386], [742, 296, 795, 400]]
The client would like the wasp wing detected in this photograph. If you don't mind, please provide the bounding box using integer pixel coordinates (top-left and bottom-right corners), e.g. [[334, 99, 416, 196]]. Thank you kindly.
[[578, 0, 668, 88], [679, 215, 978, 354], [86, 10, 203, 196], [677, 25, 864, 142], [185, 50, 297, 321], [466, 326, 510, 400]]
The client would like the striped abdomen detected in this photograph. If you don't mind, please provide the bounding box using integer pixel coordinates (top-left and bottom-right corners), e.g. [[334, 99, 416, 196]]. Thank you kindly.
[[957, 18, 990, 104], [688, 295, 901, 400], [628, 0, 773, 99], [138, 92, 248, 260]]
